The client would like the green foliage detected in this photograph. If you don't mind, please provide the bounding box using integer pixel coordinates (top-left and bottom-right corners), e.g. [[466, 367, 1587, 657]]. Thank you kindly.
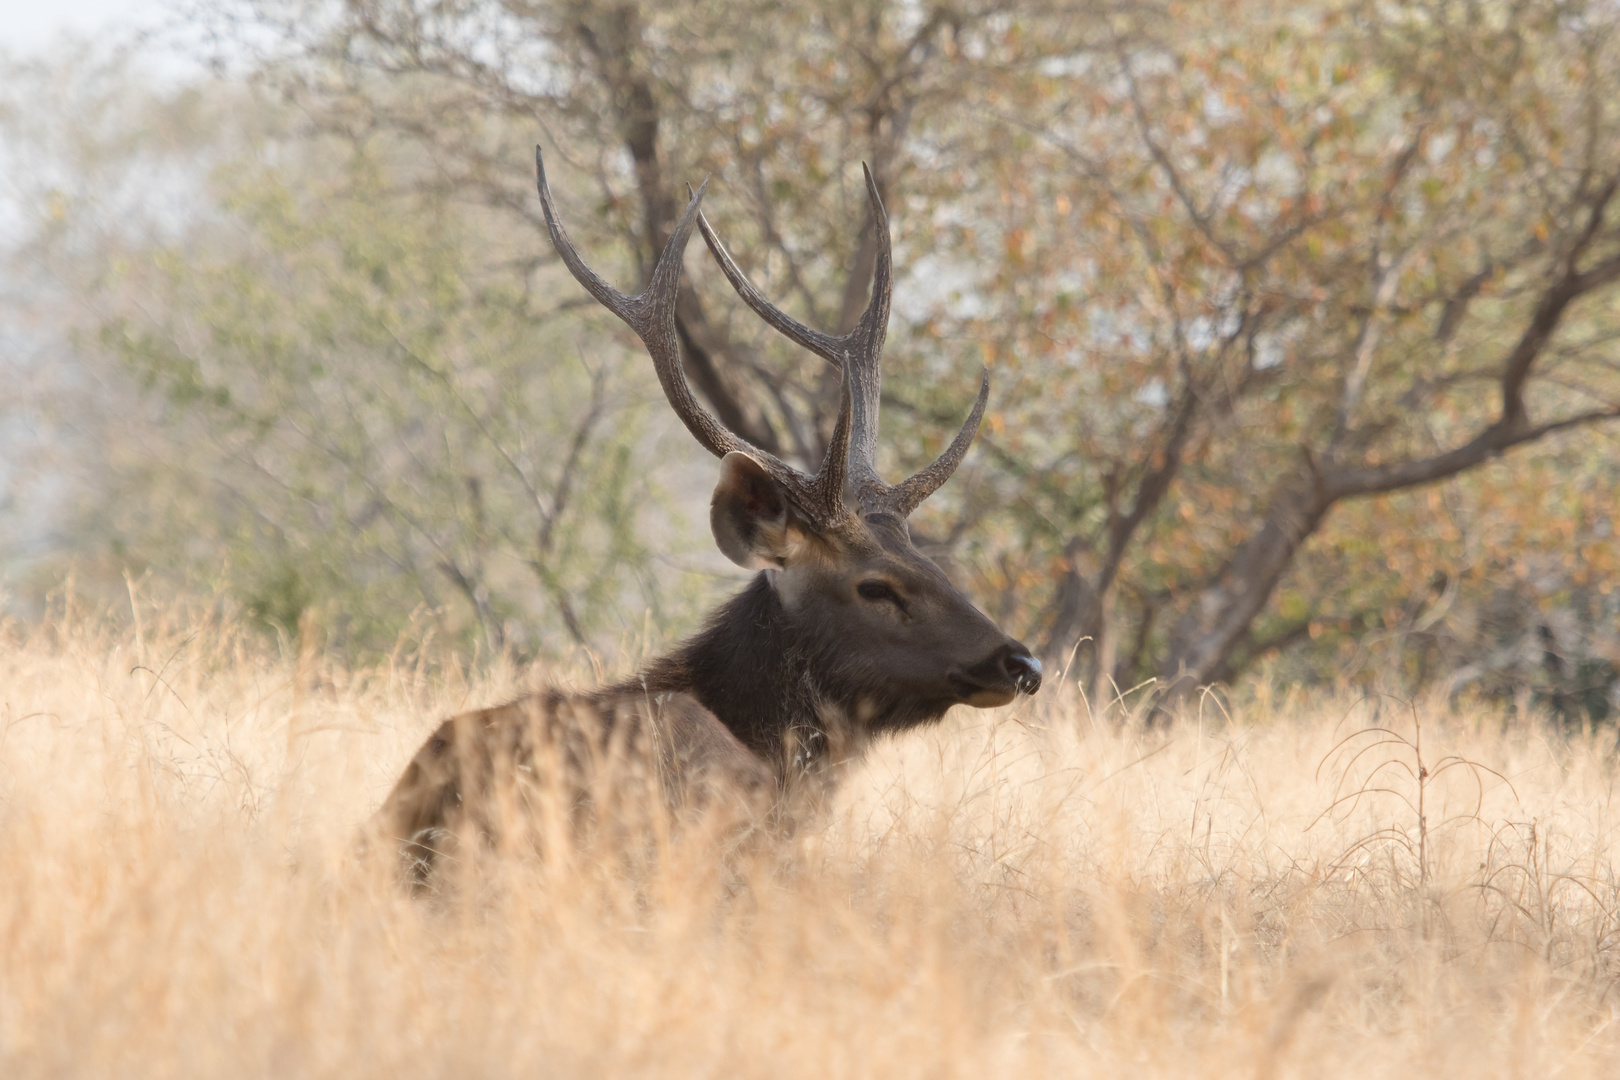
[[92, 131, 670, 655]]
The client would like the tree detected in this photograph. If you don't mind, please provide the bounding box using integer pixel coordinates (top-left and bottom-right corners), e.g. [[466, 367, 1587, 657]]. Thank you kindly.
[[955, 0, 1620, 709], [1, 52, 666, 653], [247, 0, 1619, 707], [7, 0, 1617, 711]]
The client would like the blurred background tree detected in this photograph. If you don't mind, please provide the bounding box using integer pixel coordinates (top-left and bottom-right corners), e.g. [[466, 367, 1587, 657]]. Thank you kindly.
[[2, 0, 1617, 720], [2, 51, 668, 655]]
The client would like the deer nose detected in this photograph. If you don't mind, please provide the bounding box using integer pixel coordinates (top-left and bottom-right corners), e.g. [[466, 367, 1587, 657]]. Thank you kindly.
[[1003, 646, 1042, 695]]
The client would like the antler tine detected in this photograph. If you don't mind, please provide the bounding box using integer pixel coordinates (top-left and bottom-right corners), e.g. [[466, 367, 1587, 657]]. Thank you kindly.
[[880, 369, 991, 519], [691, 186, 841, 367], [537, 147, 846, 525], [537, 145, 741, 461], [537, 148, 647, 333]]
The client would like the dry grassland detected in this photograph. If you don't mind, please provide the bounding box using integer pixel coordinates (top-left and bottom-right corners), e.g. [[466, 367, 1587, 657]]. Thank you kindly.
[[2, 597, 1619, 1077]]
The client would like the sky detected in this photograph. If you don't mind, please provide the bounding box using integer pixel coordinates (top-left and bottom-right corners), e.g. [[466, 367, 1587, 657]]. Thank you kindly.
[[2, 0, 172, 55], [1, 0, 209, 82]]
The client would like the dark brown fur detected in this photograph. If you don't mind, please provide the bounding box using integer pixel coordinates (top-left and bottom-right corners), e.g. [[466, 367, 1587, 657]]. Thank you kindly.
[[373, 683, 774, 883]]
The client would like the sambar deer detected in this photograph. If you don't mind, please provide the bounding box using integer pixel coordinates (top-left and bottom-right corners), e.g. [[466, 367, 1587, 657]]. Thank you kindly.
[[372, 149, 1041, 879]]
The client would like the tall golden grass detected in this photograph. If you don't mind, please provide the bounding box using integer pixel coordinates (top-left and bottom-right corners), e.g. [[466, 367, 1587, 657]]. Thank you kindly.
[[2, 594, 1618, 1077]]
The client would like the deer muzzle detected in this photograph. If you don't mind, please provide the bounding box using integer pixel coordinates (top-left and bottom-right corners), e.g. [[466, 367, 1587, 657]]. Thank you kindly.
[[949, 642, 1043, 707]]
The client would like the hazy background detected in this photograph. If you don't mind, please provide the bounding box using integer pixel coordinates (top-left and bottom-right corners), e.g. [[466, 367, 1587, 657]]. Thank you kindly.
[[2, 0, 1617, 719]]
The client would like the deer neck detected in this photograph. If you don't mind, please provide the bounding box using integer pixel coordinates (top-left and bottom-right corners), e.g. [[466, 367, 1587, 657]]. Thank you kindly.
[[637, 574, 849, 774]]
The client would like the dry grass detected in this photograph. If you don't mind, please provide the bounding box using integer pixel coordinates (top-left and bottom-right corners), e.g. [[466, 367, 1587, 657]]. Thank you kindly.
[[3, 596, 1620, 1077]]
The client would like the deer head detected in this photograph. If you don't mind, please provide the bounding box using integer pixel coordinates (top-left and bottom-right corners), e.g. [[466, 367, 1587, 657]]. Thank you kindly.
[[535, 148, 1039, 753]]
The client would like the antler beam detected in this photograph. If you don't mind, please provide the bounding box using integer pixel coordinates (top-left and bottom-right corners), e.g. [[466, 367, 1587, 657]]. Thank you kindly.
[[538, 147, 986, 526], [537, 146, 851, 527], [693, 163, 989, 520]]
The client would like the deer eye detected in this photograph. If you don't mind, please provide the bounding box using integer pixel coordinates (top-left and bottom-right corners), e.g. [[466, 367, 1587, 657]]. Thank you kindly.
[[857, 580, 903, 607]]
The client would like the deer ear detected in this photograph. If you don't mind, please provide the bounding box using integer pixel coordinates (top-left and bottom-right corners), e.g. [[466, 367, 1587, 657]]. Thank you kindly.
[[711, 452, 797, 569]]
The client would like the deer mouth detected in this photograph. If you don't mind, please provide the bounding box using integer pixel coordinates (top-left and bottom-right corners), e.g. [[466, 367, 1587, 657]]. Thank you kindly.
[[957, 684, 1019, 708], [947, 673, 1022, 709], [948, 647, 1042, 707]]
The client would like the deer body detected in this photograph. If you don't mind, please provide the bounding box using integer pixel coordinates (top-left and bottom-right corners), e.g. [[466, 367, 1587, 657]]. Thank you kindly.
[[374, 686, 774, 879], [373, 151, 1040, 877]]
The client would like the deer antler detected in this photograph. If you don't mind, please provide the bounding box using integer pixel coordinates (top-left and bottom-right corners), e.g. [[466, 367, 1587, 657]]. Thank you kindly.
[[536, 146, 852, 528], [693, 163, 989, 520]]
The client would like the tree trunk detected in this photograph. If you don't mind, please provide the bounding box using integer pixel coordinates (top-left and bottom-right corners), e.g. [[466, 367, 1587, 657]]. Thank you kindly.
[[1159, 477, 1331, 710], [579, 3, 785, 456]]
